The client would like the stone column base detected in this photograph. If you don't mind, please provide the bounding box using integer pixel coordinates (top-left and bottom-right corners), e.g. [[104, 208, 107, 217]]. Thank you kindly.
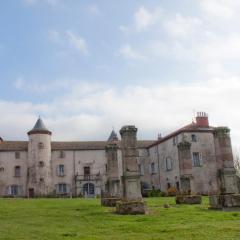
[[101, 197, 121, 207], [116, 200, 146, 215], [176, 195, 202, 204], [209, 194, 240, 210]]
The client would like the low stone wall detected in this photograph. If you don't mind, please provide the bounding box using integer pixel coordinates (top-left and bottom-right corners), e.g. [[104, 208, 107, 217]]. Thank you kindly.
[[209, 194, 240, 209], [101, 197, 121, 207], [116, 200, 146, 215], [176, 195, 202, 204]]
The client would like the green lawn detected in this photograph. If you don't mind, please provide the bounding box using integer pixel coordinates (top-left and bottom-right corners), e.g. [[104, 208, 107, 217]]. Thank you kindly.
[[0, 197, 239, 240]]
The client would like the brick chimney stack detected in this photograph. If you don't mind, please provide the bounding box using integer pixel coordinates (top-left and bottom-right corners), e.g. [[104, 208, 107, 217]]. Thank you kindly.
[[196, 112, 209, 127]]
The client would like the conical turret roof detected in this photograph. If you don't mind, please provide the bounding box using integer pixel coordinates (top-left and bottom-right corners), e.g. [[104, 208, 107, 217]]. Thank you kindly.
[[107, 130, 118, 142], [28, 117, 52, 135]]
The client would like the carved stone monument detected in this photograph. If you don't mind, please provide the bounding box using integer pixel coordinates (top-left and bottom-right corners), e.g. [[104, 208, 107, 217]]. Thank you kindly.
[[116, 125, 146, 214], [101, 143, 121, 207], [209, 127, 240, 210], [176, 140, 202, 204]]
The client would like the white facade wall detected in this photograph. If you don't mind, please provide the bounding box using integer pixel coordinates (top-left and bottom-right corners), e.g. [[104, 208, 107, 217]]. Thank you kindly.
[[0, 151, 28, 196]]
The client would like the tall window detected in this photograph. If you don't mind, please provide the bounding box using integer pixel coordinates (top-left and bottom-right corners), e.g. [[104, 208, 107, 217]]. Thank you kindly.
[[192, 152, 202, 167], [15, 152, 20, 159], [84, 166, 90, 180], [57, 164, 65, 176], [14, 166, 21, 177], [166, 157, 173, 171], [10, 185, 21, 196], [172, 136, 178, 146], [57, 183, 67, 194], [139, 164, 144, 176], [151, 162, 156, 174], [191, 134, 197, 142], [0, 167, 4, 173], [59, 151, 65, 158]]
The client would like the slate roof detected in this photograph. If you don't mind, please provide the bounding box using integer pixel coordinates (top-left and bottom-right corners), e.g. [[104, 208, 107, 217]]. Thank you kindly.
[[107, 130, 119, 142], [0, 140, 155, 151], [148, 122, 215, 148], [28, 118, 51, 135]]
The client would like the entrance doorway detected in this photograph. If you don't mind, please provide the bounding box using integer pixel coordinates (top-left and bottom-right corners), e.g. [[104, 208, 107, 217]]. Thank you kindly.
[[180, 177, 191, 194], [83, 183, 95, 197], [28, 188, 35, 198]]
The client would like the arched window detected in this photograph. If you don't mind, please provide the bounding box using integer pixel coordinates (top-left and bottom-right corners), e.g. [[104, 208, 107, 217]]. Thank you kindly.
[[0, 167, 4, 173]]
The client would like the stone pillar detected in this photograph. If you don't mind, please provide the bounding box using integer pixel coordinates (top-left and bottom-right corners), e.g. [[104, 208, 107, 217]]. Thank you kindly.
[[105, 143, 120, 196], [120, 125, 142, 201], [116, 125, 146, 214], [213, 127, 239, 194], [177, 141, 192, 194], [209, 127, 240, 210]]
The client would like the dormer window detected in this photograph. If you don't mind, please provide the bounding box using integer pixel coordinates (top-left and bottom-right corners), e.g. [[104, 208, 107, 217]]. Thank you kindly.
[[38, 142, 44, 149]]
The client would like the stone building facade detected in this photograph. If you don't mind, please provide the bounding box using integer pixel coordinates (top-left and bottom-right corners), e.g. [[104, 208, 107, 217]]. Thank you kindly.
[[0, 112, 239, 197]]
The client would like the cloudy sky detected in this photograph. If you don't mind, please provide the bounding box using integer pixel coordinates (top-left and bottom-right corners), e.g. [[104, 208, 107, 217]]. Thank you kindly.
[[1, 0, 240, 149]]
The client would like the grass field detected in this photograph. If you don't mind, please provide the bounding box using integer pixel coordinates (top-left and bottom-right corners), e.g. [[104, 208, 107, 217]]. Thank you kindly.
[[0, 197, 239, 240]]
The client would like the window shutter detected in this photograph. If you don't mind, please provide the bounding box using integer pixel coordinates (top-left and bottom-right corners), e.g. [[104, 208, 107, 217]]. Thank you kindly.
[[66, 184, 70, 194], [55, 184, 59, 194], [5, 186, 10, 195], [200, 153, 203, 166], [19, 185, 23, 196], [56, 166, 59, 176]]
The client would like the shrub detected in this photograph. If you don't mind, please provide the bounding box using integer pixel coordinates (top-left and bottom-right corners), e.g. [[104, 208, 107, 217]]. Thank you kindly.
[[147, 189, 164, 197]]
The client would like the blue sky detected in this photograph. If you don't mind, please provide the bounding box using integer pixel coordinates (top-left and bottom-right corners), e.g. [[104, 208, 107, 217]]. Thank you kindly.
[[1, 0, 240, 151]]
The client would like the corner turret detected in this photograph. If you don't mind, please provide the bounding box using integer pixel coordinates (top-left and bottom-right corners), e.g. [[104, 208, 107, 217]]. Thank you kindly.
[[27, 117, 53, 197]]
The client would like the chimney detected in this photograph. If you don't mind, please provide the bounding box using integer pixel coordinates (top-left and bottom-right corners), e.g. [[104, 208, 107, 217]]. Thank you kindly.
[[196, 112, 209, 127]]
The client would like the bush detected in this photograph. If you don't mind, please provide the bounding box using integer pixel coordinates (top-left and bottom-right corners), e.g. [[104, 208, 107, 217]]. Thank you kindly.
[[167, 187, 177, 196], [147, 189, 165, 197]]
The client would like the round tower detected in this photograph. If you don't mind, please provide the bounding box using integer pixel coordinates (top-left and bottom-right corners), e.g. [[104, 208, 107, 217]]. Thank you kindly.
[[27, 118, 53, 197]]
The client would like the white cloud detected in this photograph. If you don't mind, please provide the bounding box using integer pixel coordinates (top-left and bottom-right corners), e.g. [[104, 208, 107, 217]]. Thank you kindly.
[[200, 0, 240, 19], [134, 6, 162, 31], [66, 31, 88, 55], [48, 30, 88, 56], [119, 25, 129, 33], [23, 0, 60, 6], [119, 45, 145, 60], [2, 78, 240, 150], [164, 14, 202, 38], [13, 77, 72, 93], [87, 4, 100, 15], [48, 30, 61, 43]]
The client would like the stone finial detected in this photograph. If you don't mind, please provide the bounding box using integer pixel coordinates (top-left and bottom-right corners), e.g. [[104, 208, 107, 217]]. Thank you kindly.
[[120, 125, 137, 136]]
